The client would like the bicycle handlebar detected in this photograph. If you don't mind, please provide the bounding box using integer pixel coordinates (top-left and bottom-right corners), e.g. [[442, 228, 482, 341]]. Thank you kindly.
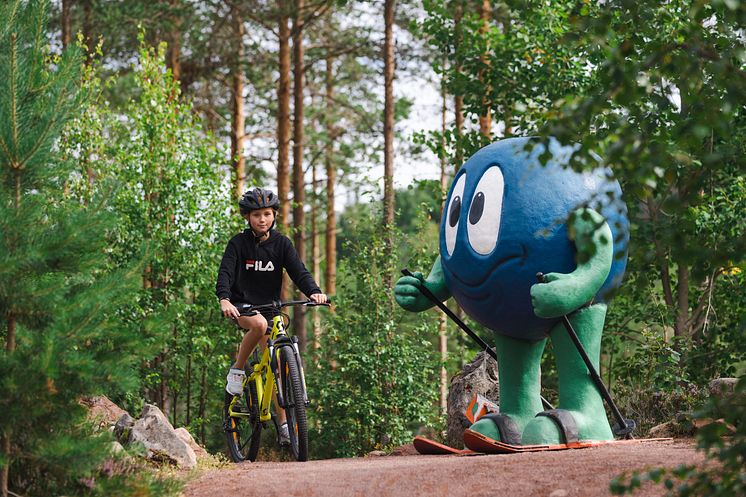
[[237, 299, 331, 316]]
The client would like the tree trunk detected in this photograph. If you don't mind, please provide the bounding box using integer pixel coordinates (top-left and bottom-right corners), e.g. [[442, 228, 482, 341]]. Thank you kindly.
[[292, 0, 307, 350], [382, 0, 396, 289], [2, 292, 17, 497], [277, 1, 292, 233], [82, 0, 94, 56], [438, 313, 448, 412], [478, 0, 491, 140], [198, 365, 207, 444], [231, 5, 246, 199], [438, 72, 449, 413], [5, 315, 15, 354], [186, 352, 192, 425], [277, 1, 292, 301], [311, 161, 322, 349], [167, 1, 182, 84], [453, 2, 464, 170], [500, 13, 512, 136], [159, 353, 170, 414], [1, 432, 9, 497], [324, 53, 337, 298], [674, 264, 690, 338], [61, 0, 73, 49], [171, 390, 178, 426]]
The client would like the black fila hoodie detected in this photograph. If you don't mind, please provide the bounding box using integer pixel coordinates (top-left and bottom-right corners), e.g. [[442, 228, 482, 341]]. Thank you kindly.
[[215, 229, 321, 305]]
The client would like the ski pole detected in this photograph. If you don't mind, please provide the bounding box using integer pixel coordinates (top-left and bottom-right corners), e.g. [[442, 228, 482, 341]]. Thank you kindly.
[[536, 272, 635, 439], [401, 268, 554, 411]]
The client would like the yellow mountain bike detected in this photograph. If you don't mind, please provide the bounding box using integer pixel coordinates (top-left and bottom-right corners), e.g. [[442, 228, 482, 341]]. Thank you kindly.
[[223, 300, 329, 462]]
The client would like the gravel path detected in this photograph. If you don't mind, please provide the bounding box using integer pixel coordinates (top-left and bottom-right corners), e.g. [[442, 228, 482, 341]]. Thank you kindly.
[[183, 439, 703, 497]]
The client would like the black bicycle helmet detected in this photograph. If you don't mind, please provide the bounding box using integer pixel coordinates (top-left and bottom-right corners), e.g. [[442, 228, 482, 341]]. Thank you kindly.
[[239, 187, 280, 214]]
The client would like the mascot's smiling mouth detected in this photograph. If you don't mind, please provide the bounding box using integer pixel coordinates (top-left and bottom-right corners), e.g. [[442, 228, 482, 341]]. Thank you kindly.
[[447, 242, 527, 292]]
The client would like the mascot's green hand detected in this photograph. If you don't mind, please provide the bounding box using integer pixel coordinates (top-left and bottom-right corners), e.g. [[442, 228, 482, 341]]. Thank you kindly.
[[530, 208, 613, 318], [394, 257, 451, 312], [394, 271, 434, 312], [530, 272, 576, 318]]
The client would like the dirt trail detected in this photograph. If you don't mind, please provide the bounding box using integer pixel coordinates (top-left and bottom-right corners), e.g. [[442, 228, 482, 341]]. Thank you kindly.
[[183, 439, 703, 497]]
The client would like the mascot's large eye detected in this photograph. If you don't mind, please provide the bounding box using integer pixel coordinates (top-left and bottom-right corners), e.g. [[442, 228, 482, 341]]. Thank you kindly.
[[445, 173, 466, 256], [467, 166, 504, 255]]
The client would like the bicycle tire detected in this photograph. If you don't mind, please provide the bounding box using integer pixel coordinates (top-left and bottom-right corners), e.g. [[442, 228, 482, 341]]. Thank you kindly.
[[279, 346, 309, 461], [223, 380, 262, 462]]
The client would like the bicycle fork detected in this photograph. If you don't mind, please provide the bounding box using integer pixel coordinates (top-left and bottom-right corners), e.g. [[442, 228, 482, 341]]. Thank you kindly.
[[270, 338, 310, 409]]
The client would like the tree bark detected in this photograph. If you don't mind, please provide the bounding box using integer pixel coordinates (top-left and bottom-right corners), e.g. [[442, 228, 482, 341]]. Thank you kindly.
[[5, 314, 15, 354], [186, 352, 192, 425], [277, 0, 292, 233], [231, 4, 246, 199], [648, 198, 674, 307], [198, 365, 207, 444], [500, 12, 512, 135], [1, 432, 9, 497], [167, 0, 182, 84], [478, 0, 491, 139], [82, 0, 94, 56], [324, 53, 337, 298], [61, 0, 73, 49], [674, 264, 690, 338], [438, 72, 449, 413], [382, 0, 396, 289], [453, 1, 464, 170], [277, 1, 292, 300], [292, 0, 307, 350], [311, 161, 322, 349]]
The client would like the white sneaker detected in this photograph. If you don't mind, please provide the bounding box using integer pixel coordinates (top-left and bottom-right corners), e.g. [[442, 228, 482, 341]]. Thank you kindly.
[[279, 422, 291, 446], [225, 368, 246, 396]]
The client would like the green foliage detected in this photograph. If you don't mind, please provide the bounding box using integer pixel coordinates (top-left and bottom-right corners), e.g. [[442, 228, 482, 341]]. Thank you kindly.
[[309, 213, 440, 457], [610, 377, 746, 497], [0, 2, 178, 494], [602, 257, 746, 432], [394, 179, 443, 234], [537, 0, 746, 290], [416, 0, 593, 162], [61, 32, 239, 448], [0, 0, 83, 194]]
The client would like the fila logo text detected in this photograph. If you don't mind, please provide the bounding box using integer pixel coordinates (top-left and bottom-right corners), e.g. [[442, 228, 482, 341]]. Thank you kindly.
[[245, 260, 275, 271]]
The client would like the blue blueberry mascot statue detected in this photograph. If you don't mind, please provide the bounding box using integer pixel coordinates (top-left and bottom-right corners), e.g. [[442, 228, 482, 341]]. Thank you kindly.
[[395, 137, 629, 449]]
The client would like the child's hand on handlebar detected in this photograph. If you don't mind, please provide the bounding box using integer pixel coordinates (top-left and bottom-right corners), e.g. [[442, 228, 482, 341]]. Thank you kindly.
[[220, 299, 240, 319], [309, 293, 329, 304]]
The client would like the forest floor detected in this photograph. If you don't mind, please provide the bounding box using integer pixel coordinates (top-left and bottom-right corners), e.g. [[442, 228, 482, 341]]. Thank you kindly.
[[181, 438, 703, 497]]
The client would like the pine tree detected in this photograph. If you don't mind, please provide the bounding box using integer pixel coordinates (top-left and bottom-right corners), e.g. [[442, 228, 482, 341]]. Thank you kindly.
[[0, 2, 177, 495]]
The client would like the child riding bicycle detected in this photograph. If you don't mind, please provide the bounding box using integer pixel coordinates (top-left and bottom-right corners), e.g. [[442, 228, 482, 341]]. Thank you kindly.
[[216, 187, 328, 444]]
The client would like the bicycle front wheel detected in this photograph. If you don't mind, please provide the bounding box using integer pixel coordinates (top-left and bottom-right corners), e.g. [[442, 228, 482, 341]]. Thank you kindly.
[[223, 380, 262, 462], [279, 346, 309, 461]]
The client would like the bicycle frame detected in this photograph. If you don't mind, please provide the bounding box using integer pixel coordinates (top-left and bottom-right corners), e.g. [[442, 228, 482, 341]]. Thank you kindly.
[[227, 312, 310, 423]]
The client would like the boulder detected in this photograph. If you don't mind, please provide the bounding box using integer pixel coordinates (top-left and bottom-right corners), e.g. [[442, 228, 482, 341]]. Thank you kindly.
[[709, 378, 738, 399], [129, 404, 197, 469], [446, 351, 500, 448], [388, 443, 419, 457], [81, 396, 130, 430], [648, 420, 676, 438], [174, 427, 209, 459], [114, 413, 135, 444]]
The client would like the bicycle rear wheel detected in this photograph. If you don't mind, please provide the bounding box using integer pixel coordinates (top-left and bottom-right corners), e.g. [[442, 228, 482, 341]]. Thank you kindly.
[[279, 346, 309, 461], [223, 380, 262, 462]]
